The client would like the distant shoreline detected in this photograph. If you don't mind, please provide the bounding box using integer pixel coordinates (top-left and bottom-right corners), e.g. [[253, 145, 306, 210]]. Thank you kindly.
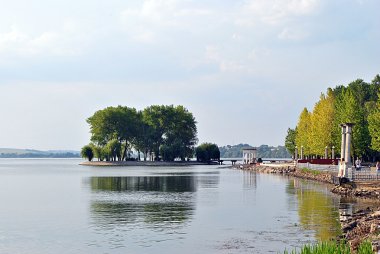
[[80, 161, 219, 167]]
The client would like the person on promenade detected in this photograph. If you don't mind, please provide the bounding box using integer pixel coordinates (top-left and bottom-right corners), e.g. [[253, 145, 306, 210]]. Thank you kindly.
[[355, 157, 361, 171], [376, 161, 380, 173]]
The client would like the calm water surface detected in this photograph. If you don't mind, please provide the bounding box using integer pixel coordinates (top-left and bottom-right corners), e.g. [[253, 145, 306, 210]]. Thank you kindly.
[[0, 159, 352, 253]]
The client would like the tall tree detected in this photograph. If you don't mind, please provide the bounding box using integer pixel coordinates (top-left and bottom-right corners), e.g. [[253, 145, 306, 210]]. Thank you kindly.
[[309, 90, 335, 156], [285, 128, 297, 155], [295, 108, 311, 157], [368, 107, 380, 152]]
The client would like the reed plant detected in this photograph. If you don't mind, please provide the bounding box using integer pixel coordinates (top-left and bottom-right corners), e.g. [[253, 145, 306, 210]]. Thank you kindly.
[[283, 241, 373, 254]]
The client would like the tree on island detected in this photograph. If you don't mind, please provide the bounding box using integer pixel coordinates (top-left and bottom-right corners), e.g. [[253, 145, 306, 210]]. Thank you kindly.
[[82, 105, 198, 162], [195, 143, 220, 162], [81, 145, 94, 161]]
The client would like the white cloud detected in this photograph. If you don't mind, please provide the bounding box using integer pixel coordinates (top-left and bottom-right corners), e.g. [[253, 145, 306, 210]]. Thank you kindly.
[[120, 0, 213, 43], [237, 0, 319, 26], [0, 20, 89, 58]]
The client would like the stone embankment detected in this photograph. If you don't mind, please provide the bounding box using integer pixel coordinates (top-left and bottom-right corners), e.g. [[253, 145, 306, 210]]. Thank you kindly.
[[241, 164, 335, 184], [237, 163, 380, 252], [340, 207, 380, 251], [332, 182, 380, 199]]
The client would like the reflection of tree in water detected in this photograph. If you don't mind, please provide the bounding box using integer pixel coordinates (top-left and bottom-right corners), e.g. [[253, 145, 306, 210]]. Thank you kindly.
[[91, 176, 196, 192], [89, 176, 197, 228], [287, 179, 341, 241], [91, 202, 194, 228]]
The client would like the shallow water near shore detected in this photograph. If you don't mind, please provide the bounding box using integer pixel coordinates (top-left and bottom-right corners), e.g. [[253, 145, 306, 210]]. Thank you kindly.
[[0, 159, 357, 253]]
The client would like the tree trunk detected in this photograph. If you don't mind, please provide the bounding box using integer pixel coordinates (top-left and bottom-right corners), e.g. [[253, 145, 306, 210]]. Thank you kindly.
[[122, 141, 128, 161]]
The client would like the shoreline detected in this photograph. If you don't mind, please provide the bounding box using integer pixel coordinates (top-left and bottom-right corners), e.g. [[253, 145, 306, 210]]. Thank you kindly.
[[80, 160, 219, 167], [237, 164, 380, 251]]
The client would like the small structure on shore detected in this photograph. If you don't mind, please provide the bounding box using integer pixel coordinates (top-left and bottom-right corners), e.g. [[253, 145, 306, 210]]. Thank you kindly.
[[242, 148, 257, 164]]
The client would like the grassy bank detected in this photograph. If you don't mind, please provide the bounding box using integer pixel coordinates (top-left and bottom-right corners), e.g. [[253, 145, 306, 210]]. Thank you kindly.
[[283, 241, 373, 254]]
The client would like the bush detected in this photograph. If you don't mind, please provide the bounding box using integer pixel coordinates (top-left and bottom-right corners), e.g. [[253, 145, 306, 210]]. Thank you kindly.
[[196, 143, 220, 162], [81, 145, 94, 161]]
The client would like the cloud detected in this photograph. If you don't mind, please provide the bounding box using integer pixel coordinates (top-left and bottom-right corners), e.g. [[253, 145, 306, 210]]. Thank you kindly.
[[119, 0, 213, 43], [236, 0, 319, 26], [0, 21, 89, 59]]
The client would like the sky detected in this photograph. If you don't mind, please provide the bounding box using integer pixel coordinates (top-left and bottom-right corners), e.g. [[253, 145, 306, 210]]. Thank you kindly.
[[0, 0, 379, 150]]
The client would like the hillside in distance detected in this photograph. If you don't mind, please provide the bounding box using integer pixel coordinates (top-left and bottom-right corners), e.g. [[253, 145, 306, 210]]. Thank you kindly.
[[0, 148, 80, 158], [219, 144, 291, 158]]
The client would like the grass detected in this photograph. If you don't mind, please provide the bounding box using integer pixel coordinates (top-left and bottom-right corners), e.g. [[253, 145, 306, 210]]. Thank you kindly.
[[300, 167, 322, 176], [283, 241, 373, 254]]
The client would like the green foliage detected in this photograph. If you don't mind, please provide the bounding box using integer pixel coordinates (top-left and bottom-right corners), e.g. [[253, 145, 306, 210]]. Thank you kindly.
[[85, 105, 198, 162], [309, 90, 335, 155], [283, 241, 372, 254], [295, 108, 311, 156], [300, 168, 321, 176], [195, 143, 220, 162], [219, 144, 291, 158], [368, 109, 380, 151], [81, 145, 94, 161], [290, 74, 380, 160], [285, 128, 297, 155]]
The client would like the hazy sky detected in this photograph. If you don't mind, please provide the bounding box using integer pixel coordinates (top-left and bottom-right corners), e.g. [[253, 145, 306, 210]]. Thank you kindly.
[[0, 0, 379, 150]]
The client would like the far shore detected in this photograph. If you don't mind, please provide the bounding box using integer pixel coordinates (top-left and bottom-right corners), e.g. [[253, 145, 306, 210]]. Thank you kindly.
[[80, 160, 220, 167]]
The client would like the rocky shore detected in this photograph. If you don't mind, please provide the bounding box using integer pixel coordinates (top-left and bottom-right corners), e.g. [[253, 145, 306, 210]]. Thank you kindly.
[[240, 164, 335, 184], [237, 164, 380, 252]]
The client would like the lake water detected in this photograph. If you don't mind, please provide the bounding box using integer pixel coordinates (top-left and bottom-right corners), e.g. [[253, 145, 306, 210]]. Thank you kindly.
[[0, 159, 350, 253]]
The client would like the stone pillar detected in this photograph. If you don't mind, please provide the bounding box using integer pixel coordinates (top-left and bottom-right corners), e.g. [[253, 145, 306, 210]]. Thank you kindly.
[[300, 146, 304, 160], [340, 125, 346, 160], [294, 146, 298, 161], [345, 124, 353, 166], [325, 146, 328, 159], [332, 146, 335, 159]]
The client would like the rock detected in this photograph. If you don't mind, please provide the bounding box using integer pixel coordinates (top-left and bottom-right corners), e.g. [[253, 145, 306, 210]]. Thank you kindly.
[[370, 223, 379, 234]]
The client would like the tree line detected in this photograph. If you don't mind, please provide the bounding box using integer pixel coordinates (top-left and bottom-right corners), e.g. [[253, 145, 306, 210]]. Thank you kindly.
[[285, 74, 380, 161], [219, 144, 291, 158], [81, 105, 220, 162]]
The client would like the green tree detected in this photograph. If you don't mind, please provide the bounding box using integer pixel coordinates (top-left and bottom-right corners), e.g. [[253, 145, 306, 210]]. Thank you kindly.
[[309, 90, 335, 156], [295, 108, 311, 157], [368, 109, 380, 152], [196, 143, 220, 162], [285, 128, 297, 155], [81, 145, 94, 161], [87, 106, 139, 161], [90, 143, 103, 161]]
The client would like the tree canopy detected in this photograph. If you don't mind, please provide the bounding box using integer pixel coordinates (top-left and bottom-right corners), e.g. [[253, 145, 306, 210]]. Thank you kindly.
[[83, 105, 198, 162], [287, 74, 380, 161], [195, 143, 220, 162]]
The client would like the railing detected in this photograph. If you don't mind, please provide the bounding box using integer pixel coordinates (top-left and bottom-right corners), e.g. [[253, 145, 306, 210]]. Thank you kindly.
[[297, 162, 338, 172], [351, 167, 380, 181]]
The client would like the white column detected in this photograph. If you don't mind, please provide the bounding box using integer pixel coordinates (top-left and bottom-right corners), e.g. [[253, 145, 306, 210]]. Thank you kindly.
[[345, 125, 352, 166], [340, 125, 346, 160]]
